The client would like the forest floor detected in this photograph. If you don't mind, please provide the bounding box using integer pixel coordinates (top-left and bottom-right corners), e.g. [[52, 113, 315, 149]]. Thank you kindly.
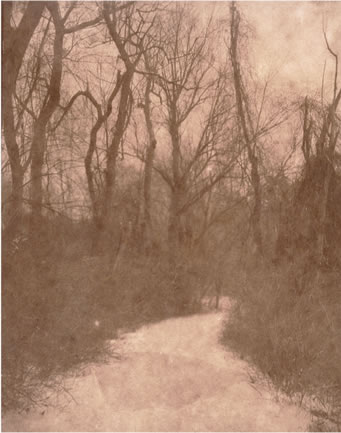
[[2, 298, 310, 432]]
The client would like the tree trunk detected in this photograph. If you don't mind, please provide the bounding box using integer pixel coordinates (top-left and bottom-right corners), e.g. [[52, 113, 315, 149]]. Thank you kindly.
[[316, 97, 340, 264], [2, 84, 24, 237], [167, 102, 184, 248], [168, 189, 180, 246], [141, 74, 157, 247], [30, 123, 47, 233], [30, 3, 64, 235], [316, 161, 333, 264], [168, 185, 187, 249], [100, 71, 133, 248], [2, 1, 46, 237], [85, 115, 104, 253], [249, 156, 263, 254], [230, 2, 263, 255]]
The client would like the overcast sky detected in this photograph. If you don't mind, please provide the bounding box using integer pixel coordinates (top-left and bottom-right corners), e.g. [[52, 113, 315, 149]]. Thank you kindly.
[[199, 1, 341, 98], [246, 2, 340, 93]]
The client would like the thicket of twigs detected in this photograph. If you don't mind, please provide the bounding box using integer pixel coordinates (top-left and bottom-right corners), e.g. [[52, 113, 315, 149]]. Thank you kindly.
[[222, 158, 341, 430], [2, 223, 206, 411]]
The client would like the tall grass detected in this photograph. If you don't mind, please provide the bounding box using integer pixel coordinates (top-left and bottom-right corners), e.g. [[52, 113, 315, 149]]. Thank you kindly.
[[221, 258, 341, 430], [2, 228, 203, 412]]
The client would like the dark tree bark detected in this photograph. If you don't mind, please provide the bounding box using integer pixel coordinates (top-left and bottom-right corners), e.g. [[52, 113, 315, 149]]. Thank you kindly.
[[101, 2, 144, 246], [316, 36, 341, 263], [29, 3, 103, 237], [301, 94, 341, 266], [85, 77, 123, 242], [102, 71, 133, 231], [276, 51, 340, 273], [167, 100, 184, 246], [30, 3, 64, 234], [229, 2, 263, 255], [52, 69, 123, 252], [140, 70, 157, 247], [2, 1, 46, 237]]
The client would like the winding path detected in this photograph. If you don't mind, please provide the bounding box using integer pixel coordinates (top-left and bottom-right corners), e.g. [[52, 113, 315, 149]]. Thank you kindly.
[[3, 307, 309, 431]]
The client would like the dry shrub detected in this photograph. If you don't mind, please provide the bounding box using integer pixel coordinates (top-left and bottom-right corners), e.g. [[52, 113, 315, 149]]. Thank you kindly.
[[2, 234, 112, 412], [221, 258, 341, 429], [89, 253, 202, 330], [2, 234, 203, 412]]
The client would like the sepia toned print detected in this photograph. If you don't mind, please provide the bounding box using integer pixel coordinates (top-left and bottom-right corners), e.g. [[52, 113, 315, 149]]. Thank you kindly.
[[2, 1, 341, 431]]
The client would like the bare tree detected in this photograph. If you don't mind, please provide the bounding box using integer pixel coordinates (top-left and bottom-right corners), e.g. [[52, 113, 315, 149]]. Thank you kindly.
[[148, 4, 237, 249], [229, 2, 290, 256], [2, 1, 46, 237], [29, 3, 102, 236], [135, 49, 159, 248], [100, 1, 156, 245], [229, 2, 263, 254], [297, 36, 341, 266], [55, 71, 123, 250], [29, 3, 64, 234]]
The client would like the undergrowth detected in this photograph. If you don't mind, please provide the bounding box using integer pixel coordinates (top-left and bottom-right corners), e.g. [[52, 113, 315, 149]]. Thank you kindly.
[[221, 258, 341, 431], [2, 233, 203, 413]]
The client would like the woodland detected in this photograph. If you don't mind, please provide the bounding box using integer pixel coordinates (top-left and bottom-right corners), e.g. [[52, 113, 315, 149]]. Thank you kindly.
[[2, 1, 341, 429]]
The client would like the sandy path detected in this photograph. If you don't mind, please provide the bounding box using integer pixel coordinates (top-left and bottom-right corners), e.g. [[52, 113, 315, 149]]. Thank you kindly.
[[2, 309, 309, 432]]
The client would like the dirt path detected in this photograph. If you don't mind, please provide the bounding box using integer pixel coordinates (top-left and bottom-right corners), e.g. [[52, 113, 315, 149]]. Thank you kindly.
[[2, 308, 309, 432]]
